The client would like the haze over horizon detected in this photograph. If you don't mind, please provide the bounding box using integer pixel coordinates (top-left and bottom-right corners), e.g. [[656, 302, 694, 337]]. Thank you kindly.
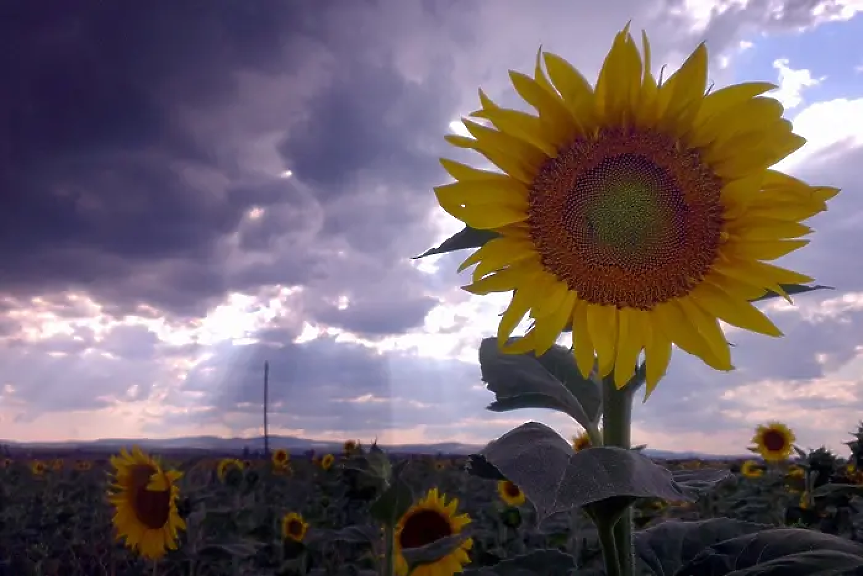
[[1, 1, 863, 455]]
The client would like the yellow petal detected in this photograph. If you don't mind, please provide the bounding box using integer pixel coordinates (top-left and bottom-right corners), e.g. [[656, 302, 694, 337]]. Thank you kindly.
[[614, 308, 644, 389], [448, 203, 528, 230], [509, 70, 580, 144], [434, 178, 527, 209], [635, 30, 659, 127], [533, 291, 577, 355], [725, 238, 809, 261], [542, 51, 597, 129], [502, 330, 540, 354], [497, 288, 536, 347], [727, 218, 811, 240], [676, 298, 733, 371], [586, 304, 618, 377], [720, 173, 763, 220], [472, 106, 558, 156], [694, 97, 784, 151], [693, 81, 777, 128], [643, 322, 672, 399], [657, 43, 707, 135], [653, 300, 732, 371], [439, 158, 509, 182], [690, 282, 782, 336], [571, 300, 596, 378], [462, 266, 525, 295], [595, 28, 640, 123]]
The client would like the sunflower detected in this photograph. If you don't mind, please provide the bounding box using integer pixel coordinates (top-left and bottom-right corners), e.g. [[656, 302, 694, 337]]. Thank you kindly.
[[434, 460, 448, 472], [572, 430, 592, 452], [343, 439, 358, 455], [436, 25, 836, 396], [320, 453, 335, 471], [1, 457, 12, 468], [75, 459, 92, 471], [497, 480, 526, 507], [281, 511, 309, 542], [740, 460, 764, 478], [394, 487, 473, 576], [30, 460, 47, 475], [242, 459, 253, 469], [108, 446, 186, 560], [751, 421, 795, 463], [217, 458, 243, 482], [271, 448, 290, 469], [51, 458, 64, 471]]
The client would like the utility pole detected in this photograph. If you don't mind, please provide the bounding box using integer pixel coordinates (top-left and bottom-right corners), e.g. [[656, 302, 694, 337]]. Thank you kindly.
[[263, 361, 270, 457]]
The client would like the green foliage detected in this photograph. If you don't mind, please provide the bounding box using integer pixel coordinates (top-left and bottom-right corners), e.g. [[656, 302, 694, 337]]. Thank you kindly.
[[414, 226, 499, 259]]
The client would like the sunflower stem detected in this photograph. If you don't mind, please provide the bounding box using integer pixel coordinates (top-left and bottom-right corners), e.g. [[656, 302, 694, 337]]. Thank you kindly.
[[596, 518, 622, 576], [383, 523, 396, 576], [602, 374, 635, 576]]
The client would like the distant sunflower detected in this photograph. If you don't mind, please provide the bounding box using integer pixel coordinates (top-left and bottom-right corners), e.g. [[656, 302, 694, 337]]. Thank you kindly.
[[572, 431, 592, 452], [271, 449, 290, 469], [75, 459, 92, 472], [751, 422, 795, 463], [281, 511, 309, 542], [31, 460, 47, 475], [740, 460, 764, 478], [51, 459, 64, 471], [1, 457, 12, 468], [242, 459, 253, 469], [394, 487, 473, 576], [497, 480, 526, 507], [434, 460, 448, 472], [217, 458, 243, 482], [320, 454, 335, 471], [343, 439, 358, 455], [108, 446, 186, 560], [437, 25, 836, 396]]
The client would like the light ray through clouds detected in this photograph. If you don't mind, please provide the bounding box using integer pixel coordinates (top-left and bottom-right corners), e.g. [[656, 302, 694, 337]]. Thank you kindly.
[[1, 0, 863, 455]]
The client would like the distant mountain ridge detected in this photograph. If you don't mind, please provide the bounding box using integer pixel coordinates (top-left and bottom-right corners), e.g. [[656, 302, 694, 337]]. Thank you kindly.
[[1, 434, 747, 460]]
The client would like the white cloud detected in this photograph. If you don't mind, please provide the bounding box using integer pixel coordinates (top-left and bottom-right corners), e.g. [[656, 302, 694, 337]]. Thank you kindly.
[[771, 58, 825, 110]]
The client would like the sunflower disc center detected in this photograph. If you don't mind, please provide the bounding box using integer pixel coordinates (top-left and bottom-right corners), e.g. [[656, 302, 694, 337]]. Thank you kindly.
[[130, 465, 172, 530], [400, 509, 453, 549], [762, 430, 788, 452], [527, 127, 724, 310]]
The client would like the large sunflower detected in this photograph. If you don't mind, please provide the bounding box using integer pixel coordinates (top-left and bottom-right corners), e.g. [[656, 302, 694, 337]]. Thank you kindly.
[[750, 421, 795, 462], [497, 480, 526, 507], [108, 446, 186, 560], [436, 25, 837, 395], [394, 487, 473, 576]]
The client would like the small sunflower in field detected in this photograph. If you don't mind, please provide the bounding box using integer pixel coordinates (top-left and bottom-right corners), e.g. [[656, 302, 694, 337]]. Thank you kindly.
[[51, 459, 64, 471], [1, 457, 12, 468], [217, 458, 243, 483], [30, 460, 47, 476], [343, 439, 359, 455], [436, 25, 835, 397], [108, 446, 186, 560], [497, 480, 526, 507], [319, 453, 335, 471], [751, 422, 795, 462], [271, 448, 290, 469], [434, 460, 448, 472], [75, 459, 92, 471], [394, 487, 473, 576], [740, 460, 764, 478], [242, 459, 253, 469], [281, 512, 309, 542], [572, 430, 592, 452]]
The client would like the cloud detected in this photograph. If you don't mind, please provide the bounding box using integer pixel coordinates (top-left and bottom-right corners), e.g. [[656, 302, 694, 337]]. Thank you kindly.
[[2, 0, 863, 456], [771, 58, 825, 110]]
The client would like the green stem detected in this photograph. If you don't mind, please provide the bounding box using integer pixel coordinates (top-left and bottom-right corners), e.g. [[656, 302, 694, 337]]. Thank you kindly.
[[602, 374, 635, 576], [383, 524, 396, 576], [597, 519, 622, 576]]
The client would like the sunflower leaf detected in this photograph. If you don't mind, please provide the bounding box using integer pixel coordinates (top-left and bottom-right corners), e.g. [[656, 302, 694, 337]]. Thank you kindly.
[[671, 468, 734, 493], [369, 478, 413, 527], [462, 549, 577, 576], [305, 524, 379, 546], [480, 338, 602, 430], [674, 527, 863, 575], [750, 283, 833, 303], [401, 532, 473, 573], [473, 422, 696, 523], [633, 518, 769, 576], [414, 226, 499, 258]]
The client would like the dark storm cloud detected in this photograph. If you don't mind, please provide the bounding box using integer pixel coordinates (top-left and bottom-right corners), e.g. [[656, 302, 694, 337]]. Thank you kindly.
[[0, 0, 464, 333]]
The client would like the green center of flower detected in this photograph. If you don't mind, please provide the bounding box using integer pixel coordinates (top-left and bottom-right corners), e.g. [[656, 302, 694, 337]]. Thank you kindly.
[[528, 127, 724, 309]]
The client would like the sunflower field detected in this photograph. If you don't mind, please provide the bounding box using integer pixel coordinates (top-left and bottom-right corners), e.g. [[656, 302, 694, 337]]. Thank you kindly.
[[2, 424, 863, 576]]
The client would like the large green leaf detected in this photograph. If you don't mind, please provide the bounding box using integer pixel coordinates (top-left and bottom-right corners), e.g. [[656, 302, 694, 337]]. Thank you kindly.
[[467, 422, 696, 522], [634, 518, 769, 576], [750, 283, 833, 303], [675, 527, 863, 575], [414, 226, 499, 258], [479, 338, 602, 430]]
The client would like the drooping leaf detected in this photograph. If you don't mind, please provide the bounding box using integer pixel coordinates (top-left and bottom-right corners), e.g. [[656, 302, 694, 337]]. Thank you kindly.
[[750, 283, 833, 303], [401, 533, 472, 573], [305, 524, 379, 546], [674, 527, 863, 575], [467, 422, 694, 522], [633, 518, 768, 576], [462, 549, 577, 575], [414, 226, 499, 258], [671, 469, 734, 492], [480, 338, 601, 429]]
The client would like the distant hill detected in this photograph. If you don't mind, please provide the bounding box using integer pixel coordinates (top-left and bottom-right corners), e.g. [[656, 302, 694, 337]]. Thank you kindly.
[[0, 434, 748, 460]]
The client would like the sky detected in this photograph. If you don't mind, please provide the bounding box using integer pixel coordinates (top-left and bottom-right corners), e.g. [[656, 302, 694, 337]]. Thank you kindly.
[[1, 0, 863, 456]]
